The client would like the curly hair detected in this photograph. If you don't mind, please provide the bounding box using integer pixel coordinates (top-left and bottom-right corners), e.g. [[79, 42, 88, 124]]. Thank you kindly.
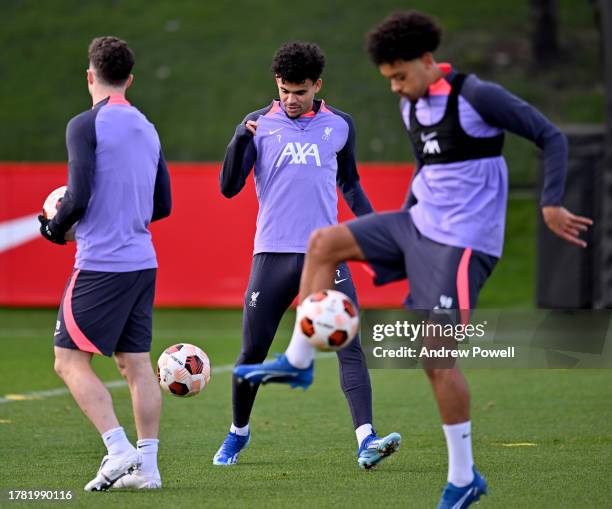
[[367, 11, 442, 65], [88, 36, 134, 85], [271, 42, 325, 83]]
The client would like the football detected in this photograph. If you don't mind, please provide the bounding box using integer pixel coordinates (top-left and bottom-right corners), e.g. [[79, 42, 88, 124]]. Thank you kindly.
[[42, 186, 76, 241], [298, 289, 359, 351], [157, 343, 211, 397]]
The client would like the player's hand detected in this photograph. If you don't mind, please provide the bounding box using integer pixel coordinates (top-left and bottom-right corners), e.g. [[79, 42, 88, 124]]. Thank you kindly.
[[541, 206, 593, 248], [38, 215, 67, 245], [245, 120, 258, 135]]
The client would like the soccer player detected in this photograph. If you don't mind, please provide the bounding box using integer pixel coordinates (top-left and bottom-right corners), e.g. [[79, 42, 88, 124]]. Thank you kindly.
[[215, 42, 401, 468], [237, 12, 593, 508], [38, 36, 171, 491]]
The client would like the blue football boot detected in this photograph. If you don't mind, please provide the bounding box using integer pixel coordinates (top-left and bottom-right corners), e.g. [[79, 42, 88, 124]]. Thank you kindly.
[[357, 432, 402, 469], [437, 466, 488, 508], [212, 431, 251, 466], [233, 353, 313, 389]]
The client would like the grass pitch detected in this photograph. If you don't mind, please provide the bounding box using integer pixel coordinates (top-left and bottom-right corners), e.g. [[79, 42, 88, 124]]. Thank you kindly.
[[1, 198, 610, 507], [1, 308, 611, 508]]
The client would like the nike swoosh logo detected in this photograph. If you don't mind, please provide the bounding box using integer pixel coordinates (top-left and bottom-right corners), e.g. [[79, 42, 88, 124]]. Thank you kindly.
[[0, 213, 41, 253], [261, 373, 298, 383], [420, 131, 437, 142], [269, 128, 283, 135], [334, 278, 348, 285], [54, 331, 61, 336], [243, 370, 298, 381], [451, 487, 474, 509]]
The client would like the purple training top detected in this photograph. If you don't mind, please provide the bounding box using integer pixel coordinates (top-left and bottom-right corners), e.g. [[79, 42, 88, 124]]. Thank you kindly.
[[400, 66, 567, 258], [220, 99, 373, 254], [51, 95, 172, 271]]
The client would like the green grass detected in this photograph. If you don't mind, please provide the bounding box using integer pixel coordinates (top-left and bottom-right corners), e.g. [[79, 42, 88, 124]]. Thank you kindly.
[[0, 193, 612, 509], [1, 196, 607, 507], [0, 308, 611, 508], [1, 0, 603, 187]]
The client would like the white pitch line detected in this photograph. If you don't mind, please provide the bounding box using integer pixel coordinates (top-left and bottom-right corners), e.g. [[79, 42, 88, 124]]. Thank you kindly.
[[0, 364, 234, 404], [0, 353, 336, 405]]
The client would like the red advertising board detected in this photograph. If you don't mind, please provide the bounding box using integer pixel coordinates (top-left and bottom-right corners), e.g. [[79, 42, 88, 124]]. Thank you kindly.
[[0, 163, 413, 307]]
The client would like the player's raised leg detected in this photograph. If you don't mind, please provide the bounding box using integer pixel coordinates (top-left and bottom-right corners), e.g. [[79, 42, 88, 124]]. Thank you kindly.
[[54, 347, 139, 491], [235, 225, 363, 376], [300, 225, 366, 302], [111, 352, 162, 489], [283, 224, 366, 368]]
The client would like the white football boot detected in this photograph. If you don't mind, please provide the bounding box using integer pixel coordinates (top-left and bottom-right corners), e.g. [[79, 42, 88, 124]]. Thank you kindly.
[[84, 450, 139, 491], [111, 468, 162, 489]]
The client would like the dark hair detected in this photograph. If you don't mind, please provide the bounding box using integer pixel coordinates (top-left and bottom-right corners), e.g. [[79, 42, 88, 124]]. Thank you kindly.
[[88, 36, 134, 85], [367, 11, 442, 65], [271, 42, 325, 83]]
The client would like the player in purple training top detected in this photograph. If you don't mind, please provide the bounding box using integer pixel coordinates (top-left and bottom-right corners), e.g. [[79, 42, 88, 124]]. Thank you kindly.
[[38, 37, 171, 491], [216, 42, 401, 468], [236, 13, 593, 509]]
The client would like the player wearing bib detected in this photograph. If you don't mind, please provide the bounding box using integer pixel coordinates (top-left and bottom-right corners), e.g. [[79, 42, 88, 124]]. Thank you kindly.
[[236, 13, 592, 508], [215, 42, 401, 469], [38, 37, 171, 491]]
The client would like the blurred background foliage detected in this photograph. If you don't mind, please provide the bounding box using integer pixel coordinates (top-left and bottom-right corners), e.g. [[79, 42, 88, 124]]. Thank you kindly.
[[0, 0, 603, 188]]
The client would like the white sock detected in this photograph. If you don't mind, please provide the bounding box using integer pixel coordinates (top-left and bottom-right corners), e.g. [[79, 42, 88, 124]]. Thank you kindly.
[[355, 423, 374, 447], [101, 426, 134, 457], [442, 421, 474, 487], [285, 309, 316, 369], [136, 439, 159, 475], [230, 423, 249, 437]]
